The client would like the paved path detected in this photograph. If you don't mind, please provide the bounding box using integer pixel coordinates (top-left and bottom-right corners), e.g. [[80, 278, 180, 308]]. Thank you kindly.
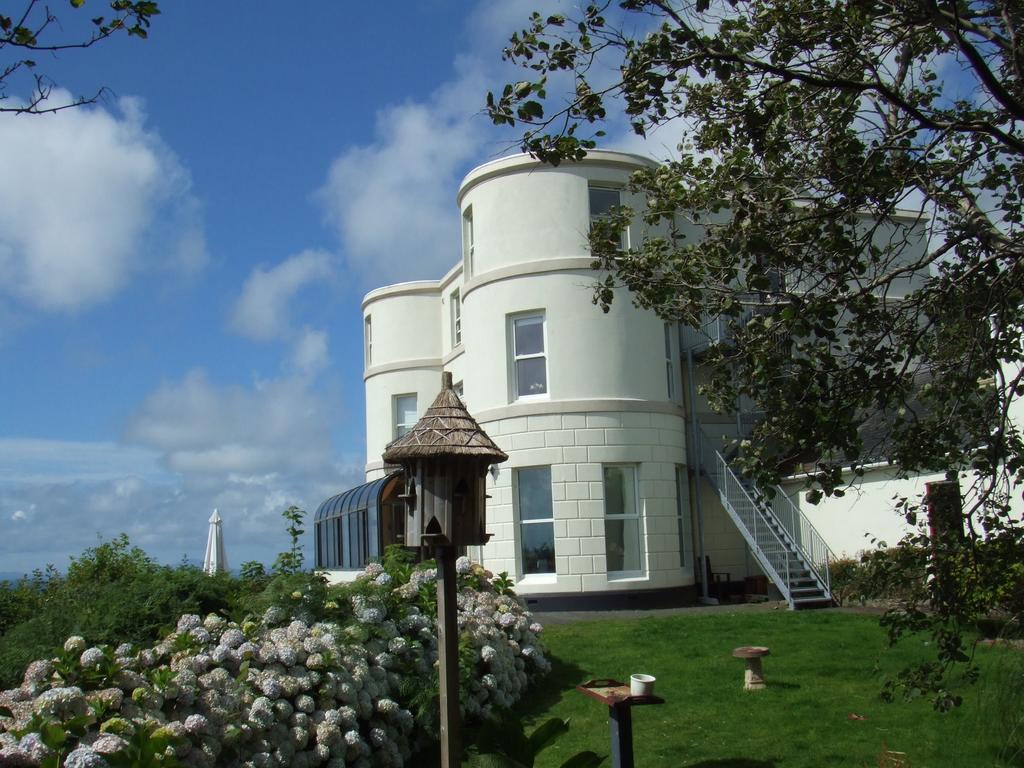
[[530, 600, 887, 626], [530, 599, 788, 626]]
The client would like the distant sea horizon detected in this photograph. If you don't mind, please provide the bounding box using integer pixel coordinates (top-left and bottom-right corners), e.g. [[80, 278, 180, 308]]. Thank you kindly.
[[0, 564, 246, 584]]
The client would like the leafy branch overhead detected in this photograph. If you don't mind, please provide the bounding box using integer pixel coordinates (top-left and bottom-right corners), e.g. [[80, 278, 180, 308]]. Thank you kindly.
[[489, 0, 1023, 707], [0, 0, 160, 114]]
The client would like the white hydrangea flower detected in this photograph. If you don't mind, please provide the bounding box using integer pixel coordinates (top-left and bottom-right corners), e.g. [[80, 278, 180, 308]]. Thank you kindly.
[[376, 698, 399, 715], [456, 556, 473, 574], [262, 606, 287, 626], [90, 734, 128, 755], [177, 614, 202, 633], [343, 729, 362, 746], [189, 627, 212, 645], [35, 686, 88, 719], [64, 746, 108, 768], [286, 620, 310, 643], [220, 628, 245, 649], [64, 636, 87, 653], [277, 646, 298, 667], [203, 613, 227, 633], [21, 659, 54, 688], [17, 733, 52, 762]]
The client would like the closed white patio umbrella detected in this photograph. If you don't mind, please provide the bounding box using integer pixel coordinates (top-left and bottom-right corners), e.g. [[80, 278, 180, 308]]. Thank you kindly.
[[203, 509, 227, 575]]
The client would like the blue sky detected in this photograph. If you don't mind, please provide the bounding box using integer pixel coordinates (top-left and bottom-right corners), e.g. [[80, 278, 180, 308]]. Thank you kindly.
[[0, 1, 673, 575], [0, 0, 657, 574]]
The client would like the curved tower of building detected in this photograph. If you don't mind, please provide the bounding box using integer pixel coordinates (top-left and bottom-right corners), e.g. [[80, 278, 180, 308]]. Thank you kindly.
[[359, 151, 699, 603]]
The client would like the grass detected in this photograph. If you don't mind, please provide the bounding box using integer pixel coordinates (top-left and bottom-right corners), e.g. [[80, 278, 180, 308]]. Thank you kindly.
[[514, 609, 1023, 768]]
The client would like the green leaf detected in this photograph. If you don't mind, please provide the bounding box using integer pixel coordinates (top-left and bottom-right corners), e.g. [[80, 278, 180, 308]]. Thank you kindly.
[[41, 721, 67, 748], [0, 705, 12, 718], [70, 0, 86, 7]]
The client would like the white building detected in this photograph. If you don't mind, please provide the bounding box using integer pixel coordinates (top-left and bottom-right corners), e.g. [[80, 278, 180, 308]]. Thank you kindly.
[[316, 150, 890, 609]]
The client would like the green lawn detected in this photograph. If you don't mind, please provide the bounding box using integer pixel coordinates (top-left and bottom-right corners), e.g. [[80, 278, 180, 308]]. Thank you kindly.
[[516, 610, 1023, 768]]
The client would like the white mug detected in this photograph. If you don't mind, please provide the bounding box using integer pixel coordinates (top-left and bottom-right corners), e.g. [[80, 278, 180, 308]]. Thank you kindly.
[[630, 673, 656, 696]]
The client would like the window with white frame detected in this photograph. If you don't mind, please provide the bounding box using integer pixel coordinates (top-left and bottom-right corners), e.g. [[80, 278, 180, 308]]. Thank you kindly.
[[603, 465, 642, 575], [364, 315, 372, 368], [393, 394, 417, 439], [511, 313, 547, 399], [664, 323, 675, 400], [515, 467, 555, 576], [454, 380, 464, 399], [462, 207, 474, 277], [451, 289, 462, 347], [589, 185, 627, 250], [675, 466, 694, 568]]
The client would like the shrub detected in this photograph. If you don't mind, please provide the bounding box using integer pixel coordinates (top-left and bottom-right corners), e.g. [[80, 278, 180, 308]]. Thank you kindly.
[[0, 557, 548, 767], [826, 548, 928, 608], [0, 536, 264, 690]]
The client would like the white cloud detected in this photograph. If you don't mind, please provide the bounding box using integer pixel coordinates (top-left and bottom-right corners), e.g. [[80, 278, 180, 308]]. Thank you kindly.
[[230, 250, 333, 341], [125, 369, 337, 478], [317, 66, 490, 284], [0, 371, 366, 573], [0, 460, 364, 574], [0, 92, 206, 312], [314, 1, 561, 285], [0, 438, 169, 485], [292, 327, 330, 375]]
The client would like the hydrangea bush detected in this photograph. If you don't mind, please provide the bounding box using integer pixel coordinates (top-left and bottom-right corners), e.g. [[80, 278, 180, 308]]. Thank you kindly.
[[0, 556, 548, 767]]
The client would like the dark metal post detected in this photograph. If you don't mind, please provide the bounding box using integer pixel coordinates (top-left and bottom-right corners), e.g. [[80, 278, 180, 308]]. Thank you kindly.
[[436, 545, 461, 768], [925, 479, 964, 612], [609, 704, 634, 768], [685, 347, 710, 600]]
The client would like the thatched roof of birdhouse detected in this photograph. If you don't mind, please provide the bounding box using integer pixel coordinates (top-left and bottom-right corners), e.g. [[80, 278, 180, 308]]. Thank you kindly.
[[382, 373, 508, 464]]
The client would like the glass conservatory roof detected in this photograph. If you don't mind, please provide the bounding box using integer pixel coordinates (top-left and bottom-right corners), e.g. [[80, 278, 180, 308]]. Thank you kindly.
[[314, 472, 401, 523]]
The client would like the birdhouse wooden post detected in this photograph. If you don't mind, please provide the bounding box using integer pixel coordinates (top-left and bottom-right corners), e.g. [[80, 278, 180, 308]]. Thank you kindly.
[[382, 371, 507, 768]]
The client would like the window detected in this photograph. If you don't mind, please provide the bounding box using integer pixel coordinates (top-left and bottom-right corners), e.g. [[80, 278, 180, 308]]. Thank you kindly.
[[664, 323, 675, 400], [450, 289, 462, 346], [515, 467, 555, 576], [454, 380, 464, 399], [364, 315, 372, 367], [393, 394, 417, 439], [675, 466, 693, 569], [604, 465, 642, 574], [511, 313, 547, 399], [462, 207, 474, 277], [589, 185, 626, 250]]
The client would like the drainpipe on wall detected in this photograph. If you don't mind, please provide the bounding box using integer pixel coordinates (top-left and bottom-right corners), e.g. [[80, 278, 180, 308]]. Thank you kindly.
[[684, 346, 711, 602]]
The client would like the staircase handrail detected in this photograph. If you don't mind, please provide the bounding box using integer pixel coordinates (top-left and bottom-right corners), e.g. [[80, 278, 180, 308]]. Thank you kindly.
[[698, 431, 795, 603], [698, 429, 835, 601], [766, 484, 835, 593]]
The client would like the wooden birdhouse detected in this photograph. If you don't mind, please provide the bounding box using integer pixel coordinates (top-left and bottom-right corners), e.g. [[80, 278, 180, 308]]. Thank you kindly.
[[382, 372, 508, 548]]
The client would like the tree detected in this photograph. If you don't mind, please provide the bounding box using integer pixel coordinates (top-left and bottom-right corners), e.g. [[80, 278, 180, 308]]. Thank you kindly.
[[1, 0, 159, 115], [488, 0, 1023, 708]]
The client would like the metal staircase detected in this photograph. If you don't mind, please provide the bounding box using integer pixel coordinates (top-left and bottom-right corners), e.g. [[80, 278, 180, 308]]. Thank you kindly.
[[699, 429, 834, 609]]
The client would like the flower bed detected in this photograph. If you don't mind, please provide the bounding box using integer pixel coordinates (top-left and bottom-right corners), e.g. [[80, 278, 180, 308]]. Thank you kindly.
[[0, 557, 548, 767]]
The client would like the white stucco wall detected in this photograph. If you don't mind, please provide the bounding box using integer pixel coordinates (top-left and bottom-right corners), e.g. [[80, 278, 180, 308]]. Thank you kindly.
[[350, 151, 699, 596], [362, 284, 443, 471], [477, 408, 689, 594], [780, 466, 943, 557]]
